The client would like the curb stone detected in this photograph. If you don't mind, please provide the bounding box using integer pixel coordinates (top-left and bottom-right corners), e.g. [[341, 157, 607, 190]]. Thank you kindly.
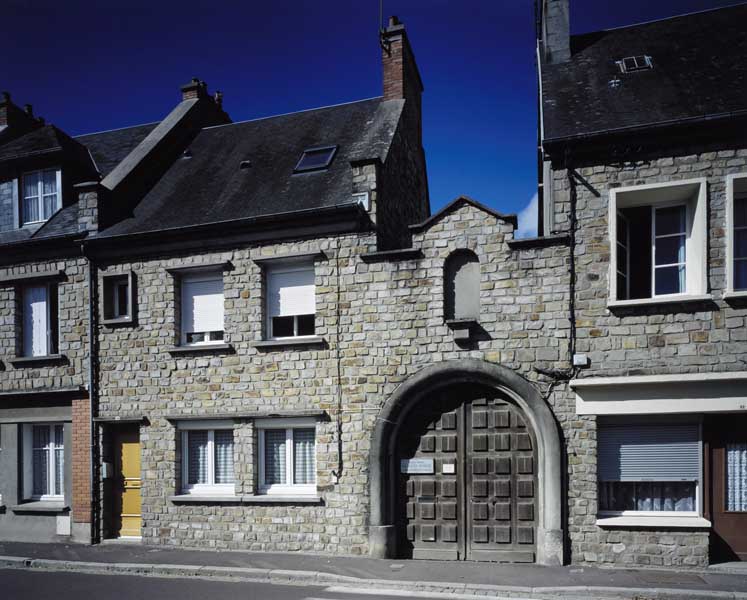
[[0, 556, 744, 600]]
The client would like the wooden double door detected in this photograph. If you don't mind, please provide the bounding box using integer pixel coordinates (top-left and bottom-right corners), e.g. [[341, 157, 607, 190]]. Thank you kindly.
[[396, 385, 537, 562]]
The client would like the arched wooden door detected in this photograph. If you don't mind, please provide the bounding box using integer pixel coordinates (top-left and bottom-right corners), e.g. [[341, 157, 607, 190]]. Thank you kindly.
[[396, 384, 537, 562]]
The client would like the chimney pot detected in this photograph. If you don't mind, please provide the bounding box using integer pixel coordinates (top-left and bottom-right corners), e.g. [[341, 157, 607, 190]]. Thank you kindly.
[[388, 15, 400, 27], [1, 91, 10, 103], [24, 104, 33, 116]]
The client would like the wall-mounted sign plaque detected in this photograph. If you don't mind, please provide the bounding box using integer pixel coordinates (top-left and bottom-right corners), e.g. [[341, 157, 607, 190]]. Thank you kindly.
[[400, 458, 435, 474]]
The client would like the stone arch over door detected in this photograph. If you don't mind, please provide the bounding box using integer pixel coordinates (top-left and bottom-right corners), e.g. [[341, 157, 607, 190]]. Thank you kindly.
[[369, 359, 565, 565]]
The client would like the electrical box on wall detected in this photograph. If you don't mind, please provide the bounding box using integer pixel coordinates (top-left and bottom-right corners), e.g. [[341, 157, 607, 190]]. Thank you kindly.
[[101, 462, 113, 479], [573, 353, 590, 368]]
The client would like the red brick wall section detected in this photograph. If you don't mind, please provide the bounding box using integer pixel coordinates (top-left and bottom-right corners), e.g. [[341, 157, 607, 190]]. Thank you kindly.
[[72, 398, 91, 523]]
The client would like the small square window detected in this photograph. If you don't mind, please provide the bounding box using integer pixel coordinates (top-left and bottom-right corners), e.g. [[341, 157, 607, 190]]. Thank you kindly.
[[180, 272, 224, 346], [180, 426, 235, 496], [21, 169, 61, 225], [293, 146, 337, 173], [103, 273, 134, 323], [266, 263, 316, 339], [257, 419, 317, 495]]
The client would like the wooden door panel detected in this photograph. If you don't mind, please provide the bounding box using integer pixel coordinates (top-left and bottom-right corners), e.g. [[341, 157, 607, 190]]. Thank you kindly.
[[113, 427, 141, 538]]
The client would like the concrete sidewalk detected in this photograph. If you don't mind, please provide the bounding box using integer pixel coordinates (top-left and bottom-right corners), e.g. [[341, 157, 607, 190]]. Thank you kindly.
[[0, 541, 746, 600]]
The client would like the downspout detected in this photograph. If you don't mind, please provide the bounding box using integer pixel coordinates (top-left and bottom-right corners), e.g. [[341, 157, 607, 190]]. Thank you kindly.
[[82, 242, 98, 544]]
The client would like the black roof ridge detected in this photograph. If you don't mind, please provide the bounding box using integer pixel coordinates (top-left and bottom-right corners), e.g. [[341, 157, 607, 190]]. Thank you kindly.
[[202, 96, 385, 131], [73, 120, 160, 139], [572, 1, 747, 38]]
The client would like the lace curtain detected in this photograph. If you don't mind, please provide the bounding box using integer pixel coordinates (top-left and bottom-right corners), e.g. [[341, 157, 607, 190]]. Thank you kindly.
[[727, 443, 747, 512]]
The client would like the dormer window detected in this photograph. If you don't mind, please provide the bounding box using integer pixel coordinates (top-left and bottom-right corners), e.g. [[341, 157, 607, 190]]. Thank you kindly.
[[293, 146, 337, 173], [22, 169, 61, 225]]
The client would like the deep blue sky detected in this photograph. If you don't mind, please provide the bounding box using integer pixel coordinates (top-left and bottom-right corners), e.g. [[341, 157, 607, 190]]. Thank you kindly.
[[5, 0, 742, 226]]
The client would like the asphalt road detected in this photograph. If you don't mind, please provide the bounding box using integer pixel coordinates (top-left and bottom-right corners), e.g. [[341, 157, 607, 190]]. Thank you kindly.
[[0, 569, 496, 600]]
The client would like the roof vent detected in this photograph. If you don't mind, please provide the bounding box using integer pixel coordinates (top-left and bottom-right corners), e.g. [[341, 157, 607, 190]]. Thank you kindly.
[[617, 55, 653, 74], [239, 160, 251, 169], [182, 148, 192, 159]]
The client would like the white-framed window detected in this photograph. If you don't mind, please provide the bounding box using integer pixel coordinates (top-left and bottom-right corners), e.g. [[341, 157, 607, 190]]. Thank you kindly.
[[609, 178, 707, 303], [23, 423, 64, 501], [597, 422, 701, 516], [727, 173, 747, 293], [257, 418, 316, 495], [103, 273, 133, 322], [180, 272, 224, 345], [22, 169, 61, 225], [21, 283, 58, 357], [266, 263, 315, 339], [180, 421, 235, 496]]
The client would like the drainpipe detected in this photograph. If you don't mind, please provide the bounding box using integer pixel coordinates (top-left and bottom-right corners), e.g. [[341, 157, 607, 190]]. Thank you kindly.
[[82, 242, 98, 544]]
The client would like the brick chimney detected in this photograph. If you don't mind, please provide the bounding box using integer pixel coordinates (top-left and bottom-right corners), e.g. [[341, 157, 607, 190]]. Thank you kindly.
[[180, 78, 209, 101], [381, 16, 424, 146], [539, 0, 570, 64]]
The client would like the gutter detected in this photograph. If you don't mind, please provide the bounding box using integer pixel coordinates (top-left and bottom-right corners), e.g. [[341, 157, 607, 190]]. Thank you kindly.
[[543, 107, 747, 147]]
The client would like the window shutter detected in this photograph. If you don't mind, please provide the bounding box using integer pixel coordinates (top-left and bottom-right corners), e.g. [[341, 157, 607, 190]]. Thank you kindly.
[[182, 276, 224, 335], [268, 267, 315, 317], [598, 423, 700, 482], [23, 285, 48, 357]]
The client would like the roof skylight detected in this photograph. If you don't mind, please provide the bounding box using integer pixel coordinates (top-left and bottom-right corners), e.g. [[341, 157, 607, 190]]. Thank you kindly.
[[617, 55, 653, 73], [294, 145, 337, 173]]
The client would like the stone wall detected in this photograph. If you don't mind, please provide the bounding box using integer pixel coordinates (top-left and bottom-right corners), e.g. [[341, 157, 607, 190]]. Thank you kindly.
[[0, 179, 15, 232], [96, 202, 576, 555], [543, 144, 747, 568]]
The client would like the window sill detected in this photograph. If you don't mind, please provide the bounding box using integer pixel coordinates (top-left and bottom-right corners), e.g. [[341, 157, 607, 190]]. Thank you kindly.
[[242, 494, 323, 505], [170, 494, 241, 503], [101, 316, 134, 326], [169, 494, 322, 505], [168, 343, 234, 355], [596, 515, 711, 529], [607, 294, 713, 309], [724, 291, 747, 300], [10, 354, 66, 367], [12, 501, 69, 513], [251, 336, 325, 349]]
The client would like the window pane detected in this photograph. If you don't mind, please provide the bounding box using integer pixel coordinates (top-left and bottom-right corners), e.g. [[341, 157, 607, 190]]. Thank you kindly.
[[272, 316, 294, 338], [23, 195, 40, 224], [295, 147, 336, 172], [616, 274, 628, 300], [727, 443, 747, 511], [735, 196, 747, 228], [42, 170, 56, 195], [23, 285, 49, 357], [181, 276, 224, 342], [655, 234, 685, 266], [23, 172, 40, 198], [598, 481, 696, 512], [736, 260, 747, 291], [616, 214, 628, 242], [735, 229, 747, 260], [42, 194, 57, 220], [655, 265, 685, 295], [617, 246, 628, 274], [214, 430, 234, 484], [293, 428, 315, 485], [116, 282, 129, 317], [264, 430, 287, 485], [33, 426, 50, 497], [656, 205, 686, 236], [187, 431, 208, 485], [54, 426, 64, 495], [297, 314, 315, 336], [268, 267, 315, 318]]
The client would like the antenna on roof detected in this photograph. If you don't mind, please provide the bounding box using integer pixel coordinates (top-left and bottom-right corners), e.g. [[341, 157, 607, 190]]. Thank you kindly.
[[378, 0, 389, 53]]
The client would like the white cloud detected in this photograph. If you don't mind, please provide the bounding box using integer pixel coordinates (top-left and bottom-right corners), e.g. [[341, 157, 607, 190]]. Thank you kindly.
[[515, 192, 538, 239]]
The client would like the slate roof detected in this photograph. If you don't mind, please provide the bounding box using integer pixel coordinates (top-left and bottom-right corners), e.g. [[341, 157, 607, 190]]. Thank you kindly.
[[0, 125, 78, 162], [75, 122, 159, 177], [96, 97, 403, 238], [540, 3, 747, 142]]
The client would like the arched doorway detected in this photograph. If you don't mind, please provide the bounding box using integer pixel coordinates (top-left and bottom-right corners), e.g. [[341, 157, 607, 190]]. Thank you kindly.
[[369, 359, 565, 565]]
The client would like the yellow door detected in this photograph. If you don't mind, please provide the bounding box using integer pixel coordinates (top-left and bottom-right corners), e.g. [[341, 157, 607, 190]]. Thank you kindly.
[[114, 428, 141, 538]]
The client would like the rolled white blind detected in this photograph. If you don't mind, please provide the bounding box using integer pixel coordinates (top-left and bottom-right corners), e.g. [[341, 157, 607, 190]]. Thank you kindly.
[[182, 275, 224, 334], [598, 423, 700, 482], [268, 267, 315, 317], [23, 285, 48, 357]]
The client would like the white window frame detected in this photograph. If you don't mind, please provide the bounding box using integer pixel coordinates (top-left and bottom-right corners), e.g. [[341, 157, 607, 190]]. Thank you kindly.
[[21, 282, 58, 357], [352, 191, 370, 211], [597, 421, 703, 520], [180, 271, 225, 346], [257, 417, 317, 496], [179, 420, 235, 496], [726, 173, 747, 295], [608, 178, 708, 307], [265, 263, 316, 340], [21, 169, 62, 225], [615, 211, 630, 300], [651, 202, 688, 297], [23, 423, 65, 502]]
